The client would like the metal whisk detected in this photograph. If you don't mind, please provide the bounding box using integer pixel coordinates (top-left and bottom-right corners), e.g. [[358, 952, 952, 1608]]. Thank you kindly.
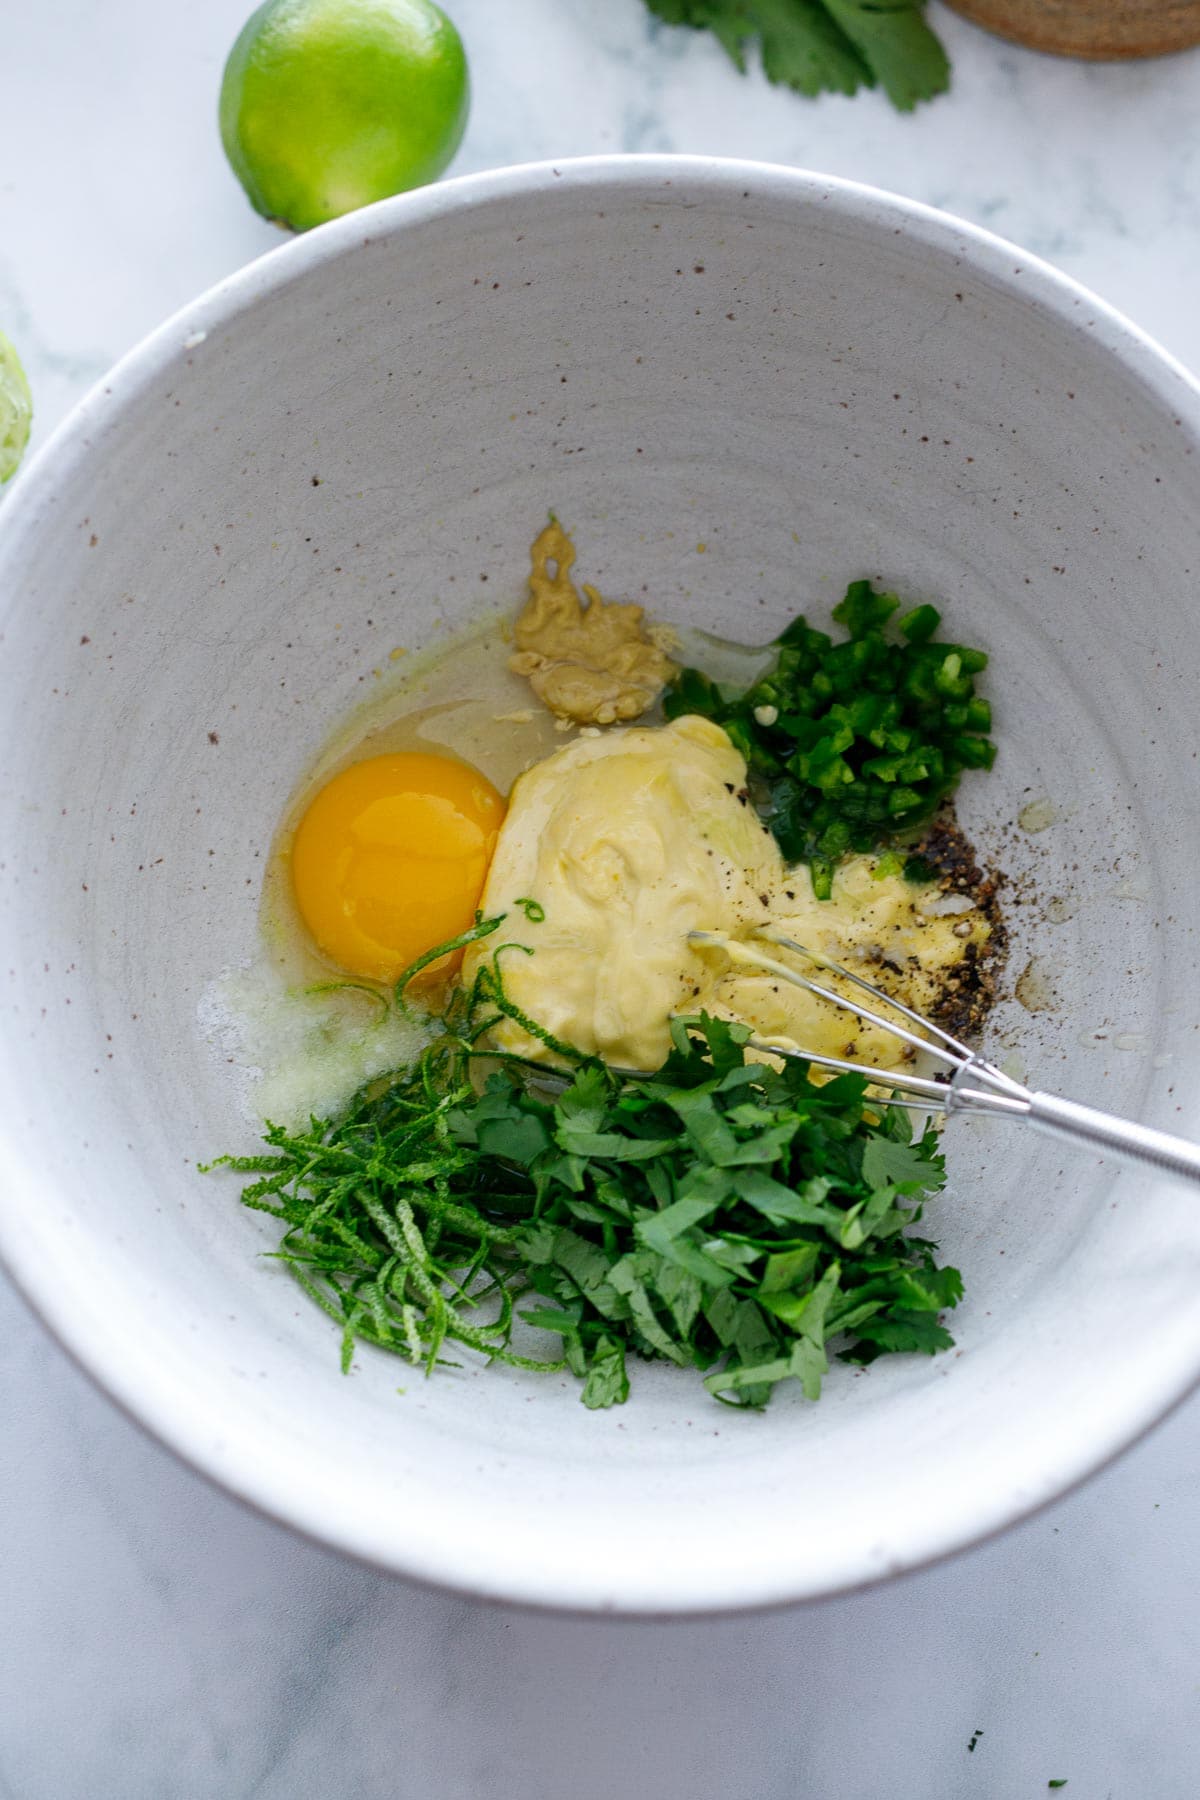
[[689, 929, 1200, 1187]]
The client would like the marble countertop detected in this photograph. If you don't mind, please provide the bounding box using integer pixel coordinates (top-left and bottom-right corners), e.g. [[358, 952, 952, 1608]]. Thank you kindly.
[[3, 3, 1200, 1795]]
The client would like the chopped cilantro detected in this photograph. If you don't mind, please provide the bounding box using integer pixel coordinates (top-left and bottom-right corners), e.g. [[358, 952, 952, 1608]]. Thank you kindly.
[[664, 578, 994, 897], [644, 0, 950, 111], [207, 926, 962, 1408]]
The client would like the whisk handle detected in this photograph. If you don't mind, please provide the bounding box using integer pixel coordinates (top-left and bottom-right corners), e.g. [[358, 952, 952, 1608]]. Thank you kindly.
[[1026, 1091, 1200, 1186]]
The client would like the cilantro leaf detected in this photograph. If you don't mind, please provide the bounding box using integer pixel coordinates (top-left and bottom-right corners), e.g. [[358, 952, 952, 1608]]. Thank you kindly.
[[450, 1077, 553, 1168], [520, 1304, 581, 1335], [555, 1124, 681, 1162], [555, 1064, 610, 1133], [824, 0, 950, 111], [477, 1111, 552, 1167], [760, 1258, 841, 1336], [731, 1168, 837, 1227], [652, 1259, 705, 1338], [636, 1209, 737, 1288], [760, 1242, 820, 1293], [210, 926, 963, 1410], [643, 0, 949, 112], [850, 1307, 956, 1355], [581, 1334, 630, 1408], [862, 1132, 946, 1194], [756, 0, 871, 97], [609, 1254, 691, 1363]]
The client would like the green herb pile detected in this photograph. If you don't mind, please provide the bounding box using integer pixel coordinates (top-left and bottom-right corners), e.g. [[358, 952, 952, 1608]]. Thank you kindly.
[[644, 0, 950, 112], [208, 920, 962, 1410], [665, 579, 995, 899]]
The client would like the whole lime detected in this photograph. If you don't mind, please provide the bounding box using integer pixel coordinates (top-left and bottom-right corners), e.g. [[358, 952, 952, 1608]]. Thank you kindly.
[[219, 0, 469, 232], [0, 332, 33, 485]]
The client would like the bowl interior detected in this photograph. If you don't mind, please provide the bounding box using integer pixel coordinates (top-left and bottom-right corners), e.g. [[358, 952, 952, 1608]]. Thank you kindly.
[[2, 160, 1200, 1612]]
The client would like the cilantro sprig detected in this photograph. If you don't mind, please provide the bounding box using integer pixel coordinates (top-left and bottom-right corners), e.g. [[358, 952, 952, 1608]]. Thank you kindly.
[[645, 0, 950, 112], [664, 579, 995, 898], [208, 929, 962, 1409]]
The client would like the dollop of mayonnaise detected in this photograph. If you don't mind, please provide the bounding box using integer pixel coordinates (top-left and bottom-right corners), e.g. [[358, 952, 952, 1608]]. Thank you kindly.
[[464, 716, 988, 1072]]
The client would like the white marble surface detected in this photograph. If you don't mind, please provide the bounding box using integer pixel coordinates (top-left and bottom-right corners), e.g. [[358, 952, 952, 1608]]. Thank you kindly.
[[3, 2, 1200, 1794]]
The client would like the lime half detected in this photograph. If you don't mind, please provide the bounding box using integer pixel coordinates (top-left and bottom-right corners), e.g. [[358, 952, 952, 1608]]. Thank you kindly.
[[0, 332, 32, 484], [219, 0, 470, 232]]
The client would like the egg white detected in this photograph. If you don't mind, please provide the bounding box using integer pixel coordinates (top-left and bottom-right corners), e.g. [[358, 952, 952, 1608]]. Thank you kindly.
[[200, 613, 579, 1127], [198, 966, 435, 1131]]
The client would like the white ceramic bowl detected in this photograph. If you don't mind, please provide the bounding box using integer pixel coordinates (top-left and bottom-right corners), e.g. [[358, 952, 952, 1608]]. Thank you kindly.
[[2, 157, 1200, 1615]]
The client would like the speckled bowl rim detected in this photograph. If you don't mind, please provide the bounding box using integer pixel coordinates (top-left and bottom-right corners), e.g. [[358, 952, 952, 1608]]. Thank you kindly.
[[3, 155, 1200, 1615]]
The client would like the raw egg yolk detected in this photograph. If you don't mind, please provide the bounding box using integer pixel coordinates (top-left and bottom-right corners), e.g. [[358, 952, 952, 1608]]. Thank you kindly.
[[290, 752, 505, 983]]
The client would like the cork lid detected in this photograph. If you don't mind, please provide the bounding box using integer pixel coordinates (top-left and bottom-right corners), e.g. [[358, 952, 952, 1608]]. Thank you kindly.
[[945, 0, 1200, 59]]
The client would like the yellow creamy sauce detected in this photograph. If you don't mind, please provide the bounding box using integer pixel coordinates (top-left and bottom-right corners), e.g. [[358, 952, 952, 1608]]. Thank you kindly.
[[465, 715, 988, 1072]]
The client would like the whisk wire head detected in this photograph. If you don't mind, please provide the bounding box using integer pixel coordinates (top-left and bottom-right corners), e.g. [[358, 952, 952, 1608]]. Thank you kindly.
[[687, 927, 1033, 1122]]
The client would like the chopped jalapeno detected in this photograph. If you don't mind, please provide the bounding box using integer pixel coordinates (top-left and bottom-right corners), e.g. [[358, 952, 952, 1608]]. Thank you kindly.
[[664, 579, 995, 895]]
